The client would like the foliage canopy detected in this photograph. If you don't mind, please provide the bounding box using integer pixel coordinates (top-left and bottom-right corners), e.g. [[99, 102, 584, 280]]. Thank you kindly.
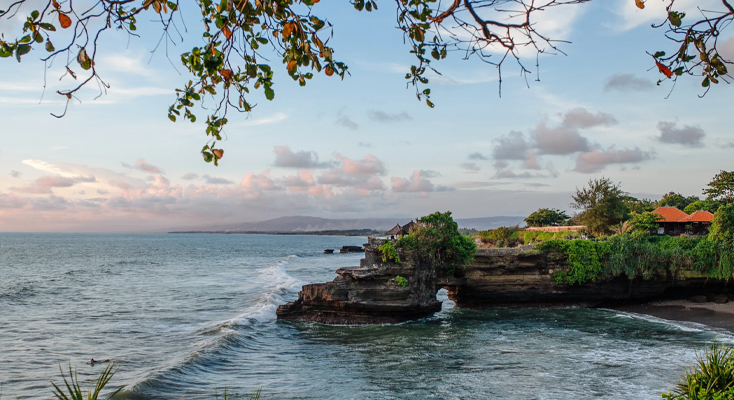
[[571, 177, 628, 235], [524, 208, 569, 227], [1, 0, 733, 163], [397, 211, 476, 274]]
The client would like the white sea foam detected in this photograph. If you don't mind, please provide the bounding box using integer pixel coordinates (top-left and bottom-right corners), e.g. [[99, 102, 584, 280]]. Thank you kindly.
[[606, 309, 721, 334], [227, 255, 304, 327]]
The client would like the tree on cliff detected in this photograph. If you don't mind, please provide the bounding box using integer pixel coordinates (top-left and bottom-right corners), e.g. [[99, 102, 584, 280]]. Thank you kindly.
[[1, 0, 733, 164], [704, 170, 734, 206], [396, 211, 476, 274], [524, 208, 569, 227], [657, 192, 700, 211], [571, 177, 628, 235]]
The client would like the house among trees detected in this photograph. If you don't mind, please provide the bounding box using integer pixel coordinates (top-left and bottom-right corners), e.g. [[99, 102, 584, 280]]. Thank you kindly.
[[652, 206, 714, 235], [385, 220, 416, 239]]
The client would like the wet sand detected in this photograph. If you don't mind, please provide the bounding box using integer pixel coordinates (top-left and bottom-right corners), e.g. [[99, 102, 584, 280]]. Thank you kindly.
[[612, 300, 734, 332]]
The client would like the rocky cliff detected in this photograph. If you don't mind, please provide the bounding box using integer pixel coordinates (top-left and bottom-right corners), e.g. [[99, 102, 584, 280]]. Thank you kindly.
[[276, 239, 441, 323], [276, 239, 733, 324]]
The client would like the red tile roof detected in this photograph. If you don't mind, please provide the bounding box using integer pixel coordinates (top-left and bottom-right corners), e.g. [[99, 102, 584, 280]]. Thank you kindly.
[[652, 206, 689, 222], [680, 210, 714, 223]]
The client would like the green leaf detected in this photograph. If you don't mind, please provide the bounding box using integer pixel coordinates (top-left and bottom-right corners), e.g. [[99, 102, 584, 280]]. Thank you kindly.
[[264, 85, 274, 100], [653, 51, 665, 58], [39, 23, 56, 31], [33, 32, 43, 43], [702, 76, 710, 87], [31, 10, 39, 19], [45, 40, 55, 52], [19, 35, 32, 44], [669, 11, 682, 27], [168, 114, 176, 122]]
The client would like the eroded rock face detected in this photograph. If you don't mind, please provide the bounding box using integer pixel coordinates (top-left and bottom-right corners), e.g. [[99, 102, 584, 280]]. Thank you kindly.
[[276, 239, 441, 324], [439, 248, 720, 307], [277, 239, 733, 324]]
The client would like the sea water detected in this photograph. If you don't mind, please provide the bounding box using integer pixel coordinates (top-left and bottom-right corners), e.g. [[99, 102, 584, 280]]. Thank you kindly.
[[0, 233, 730, 399]]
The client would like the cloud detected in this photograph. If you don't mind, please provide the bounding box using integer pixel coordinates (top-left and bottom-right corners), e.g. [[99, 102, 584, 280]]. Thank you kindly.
[[449, 181, 511, 189], [574, 146, 656, 173], [10, 185, 53, 194], [522, 151, 541, 170], [493, 170, 539, 179], [604, 73, 655, 92], [493, 131, 532, 160], [391, 171, 453, 193], [367, 110, 412, 122], [318, 154, 388, 191], [182, 173, 199, 180], [336, 113, 359, 130], [656, 121, 706, 147], [419, 170, 441, 178], [10, 170, 21, 178], [241, 112, 288, 126], [494, 160, 509, 169], [561, 108, 617, 129], [124, 159, 163, 174], [722, 141, 734, 149], [461, 162, 481, 172], [202, 175, 234, 185], [533, 122, 590, 155], [358, 142, 372, 148], [35, 175, 95, 187], [468, 152, 488, 161], [273, 146, 333, 169]]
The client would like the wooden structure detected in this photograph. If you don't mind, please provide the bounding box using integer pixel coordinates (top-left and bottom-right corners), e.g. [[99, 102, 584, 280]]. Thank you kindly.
[[385, 220, 417, 239], [653, 206, 714, 235]]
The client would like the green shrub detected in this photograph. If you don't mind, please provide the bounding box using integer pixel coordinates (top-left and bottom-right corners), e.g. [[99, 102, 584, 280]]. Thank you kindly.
[[710, 204, 734, 244], [51, 362, 124, 400], [395, 275, 408, 287], [538, 240, 610, 285], [397, 211, 476, 274], [662, 343, 734, 400], [378, 241, 401, 263], [538, 235, 734, 285]]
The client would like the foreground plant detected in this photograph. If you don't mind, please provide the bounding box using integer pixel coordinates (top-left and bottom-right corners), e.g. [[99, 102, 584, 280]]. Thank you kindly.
[[663, 343, 734, 400], [51, 362, 124, 400]]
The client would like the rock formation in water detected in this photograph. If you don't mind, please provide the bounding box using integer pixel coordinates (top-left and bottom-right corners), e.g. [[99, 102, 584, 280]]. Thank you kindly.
[[276, 238, 733, 324], [276, 239, 440, 323]]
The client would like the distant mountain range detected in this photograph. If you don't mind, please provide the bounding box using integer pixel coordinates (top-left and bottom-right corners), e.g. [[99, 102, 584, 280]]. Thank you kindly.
[[172, 215, 525, 233]]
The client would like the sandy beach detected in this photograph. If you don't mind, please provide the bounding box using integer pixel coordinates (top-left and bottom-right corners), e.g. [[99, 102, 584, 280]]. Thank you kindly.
[[612, 300, 734, 331]]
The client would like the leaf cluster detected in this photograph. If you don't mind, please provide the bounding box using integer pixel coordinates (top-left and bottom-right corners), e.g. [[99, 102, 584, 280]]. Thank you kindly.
[[662, 343, 734, 400], [378, 240, 401, 263]]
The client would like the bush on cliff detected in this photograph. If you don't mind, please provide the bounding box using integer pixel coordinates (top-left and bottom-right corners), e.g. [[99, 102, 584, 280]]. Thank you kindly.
[[477, 228, 581, 248], [538, 235, 734, 285], [397, 211, 476, 274]]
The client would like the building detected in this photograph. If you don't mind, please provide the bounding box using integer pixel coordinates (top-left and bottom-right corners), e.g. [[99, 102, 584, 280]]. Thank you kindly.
[[652, 206, 714, 235], [385, 220, 417, 239]]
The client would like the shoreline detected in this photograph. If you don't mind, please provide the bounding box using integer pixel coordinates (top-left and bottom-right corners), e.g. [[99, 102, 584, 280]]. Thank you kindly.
[[611, 300, 734, 332]]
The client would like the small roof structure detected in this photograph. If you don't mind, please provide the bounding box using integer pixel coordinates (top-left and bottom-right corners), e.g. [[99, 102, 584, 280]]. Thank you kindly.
[[680, 210, 715, 223], [652, 206, 689, 222], [400, 220, 416, 235], [385, 224, 402, 236]]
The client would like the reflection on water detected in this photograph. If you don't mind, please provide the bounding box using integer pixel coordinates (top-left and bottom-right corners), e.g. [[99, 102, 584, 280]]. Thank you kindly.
[[0, 233, 728, 399]]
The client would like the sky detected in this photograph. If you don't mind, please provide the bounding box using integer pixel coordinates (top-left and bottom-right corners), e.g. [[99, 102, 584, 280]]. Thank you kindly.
[[0, 0, 732, 232]]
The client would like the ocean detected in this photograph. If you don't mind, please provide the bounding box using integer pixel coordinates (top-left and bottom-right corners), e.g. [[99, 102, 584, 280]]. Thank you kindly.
[[0, 233, 730, 399]]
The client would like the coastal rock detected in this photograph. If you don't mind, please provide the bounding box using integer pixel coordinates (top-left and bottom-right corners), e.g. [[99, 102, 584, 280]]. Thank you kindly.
[[276, 239, 440, 324], [278, 239, 734, 324], [714, 294, 729, 304], [690, 295, 708, 303]]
